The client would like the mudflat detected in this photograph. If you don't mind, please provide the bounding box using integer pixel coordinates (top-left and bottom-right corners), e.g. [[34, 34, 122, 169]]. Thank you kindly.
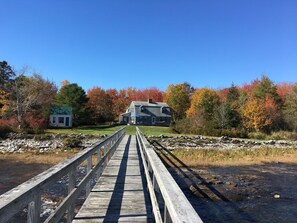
[[170, 163, 297, 223], [0, 153, 73, 195]]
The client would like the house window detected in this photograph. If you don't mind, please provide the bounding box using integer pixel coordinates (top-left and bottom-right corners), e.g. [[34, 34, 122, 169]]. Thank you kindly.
[[58, 117, 64, 124], [152, 117, 156, 124], [52, 117, 56, 123]]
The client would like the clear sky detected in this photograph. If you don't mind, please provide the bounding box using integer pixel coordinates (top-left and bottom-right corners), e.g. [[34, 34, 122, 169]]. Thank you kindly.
[[1, 0, 296, 91]]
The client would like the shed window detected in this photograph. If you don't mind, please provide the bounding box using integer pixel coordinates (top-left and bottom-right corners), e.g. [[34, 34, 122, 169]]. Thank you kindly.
[[52, 117, 56, 123], [58, 117, 64, 124]]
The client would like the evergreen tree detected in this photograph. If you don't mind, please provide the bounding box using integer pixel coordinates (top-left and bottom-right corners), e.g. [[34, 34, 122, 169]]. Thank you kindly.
[[283, 84, 297, 131], [55, 83, 89, 126], [225, 84, 241, 128]]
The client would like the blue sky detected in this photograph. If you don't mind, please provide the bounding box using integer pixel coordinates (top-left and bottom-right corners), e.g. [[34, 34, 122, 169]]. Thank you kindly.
[[1, 0, 296, 91]]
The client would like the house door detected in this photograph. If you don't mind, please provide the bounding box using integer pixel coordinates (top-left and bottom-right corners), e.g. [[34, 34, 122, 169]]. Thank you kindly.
[[65, 117, 70, 127], [152, 117, 156, 125]]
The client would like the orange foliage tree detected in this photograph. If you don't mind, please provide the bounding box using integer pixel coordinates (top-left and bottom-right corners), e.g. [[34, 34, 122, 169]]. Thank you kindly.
[[87, 87, 114, 122], [0, 89, 11, 118], [241, 97, 272, 132]]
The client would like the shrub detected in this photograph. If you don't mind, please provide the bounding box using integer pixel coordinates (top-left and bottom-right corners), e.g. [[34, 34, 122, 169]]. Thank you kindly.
[[23, 116, 47, 133], [63, 137, 82, 148], [34, 134, 53, 141], [248, 132, 268, 140], [221, 129, 248, 138], [0, 118, 16, 137], [0, 125, 12, 137], [268, 131, 297, 140]]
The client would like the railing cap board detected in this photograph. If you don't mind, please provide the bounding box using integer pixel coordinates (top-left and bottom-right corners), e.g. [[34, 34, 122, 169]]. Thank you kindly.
[[136, 127, 203, 223], [0, 127, 125, 214]]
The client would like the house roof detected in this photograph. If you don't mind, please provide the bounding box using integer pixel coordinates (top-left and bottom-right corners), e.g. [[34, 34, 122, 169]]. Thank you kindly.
[[131, 101, 171, 118], [131, 101, 169, 107], [50, 106, 72, 115]]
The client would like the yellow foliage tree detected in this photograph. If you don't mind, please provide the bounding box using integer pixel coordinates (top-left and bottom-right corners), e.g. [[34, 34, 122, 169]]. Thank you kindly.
[[187, 88, 220, 120], [164, 83, 191, 121], [241, 97, 272, 132], [0, 89, 11, 117]]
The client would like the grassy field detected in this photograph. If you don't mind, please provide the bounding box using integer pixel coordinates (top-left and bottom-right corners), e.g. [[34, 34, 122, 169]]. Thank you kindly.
[[46, 125, 174, 136], [126, 125, 173, 136], [46, 125, 123, 135], [160, 147, 297, 167]]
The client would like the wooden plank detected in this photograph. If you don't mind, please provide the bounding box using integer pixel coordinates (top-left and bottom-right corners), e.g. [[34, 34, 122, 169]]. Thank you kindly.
[[73, 135, 153, 223]]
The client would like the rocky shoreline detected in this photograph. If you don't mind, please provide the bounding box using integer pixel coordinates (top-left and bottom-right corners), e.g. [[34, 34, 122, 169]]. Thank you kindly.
[[147, 135, 297, 150], [0, 133, 106, 153]]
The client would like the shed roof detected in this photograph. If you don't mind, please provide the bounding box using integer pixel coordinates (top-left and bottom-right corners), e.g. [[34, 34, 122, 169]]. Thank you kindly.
[[50, 106, 72, 115]]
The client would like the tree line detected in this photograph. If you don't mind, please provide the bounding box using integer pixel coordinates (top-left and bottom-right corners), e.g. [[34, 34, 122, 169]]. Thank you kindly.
[[1, 60, 297, 137], [165, 78, 297, 137], [0, 61, 163, 132]]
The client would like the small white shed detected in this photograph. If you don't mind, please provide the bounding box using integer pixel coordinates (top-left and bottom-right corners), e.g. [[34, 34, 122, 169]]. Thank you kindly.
[[49, 106, 73, 128]]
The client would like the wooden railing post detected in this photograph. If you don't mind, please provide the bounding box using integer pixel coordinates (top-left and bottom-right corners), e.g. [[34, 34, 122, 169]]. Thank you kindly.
[[27, 191, 41, 223], [86, 156, 92, 197], [96, 147, 102, 180], [164, 205, 172, 223], [67, 166, 77, 223]]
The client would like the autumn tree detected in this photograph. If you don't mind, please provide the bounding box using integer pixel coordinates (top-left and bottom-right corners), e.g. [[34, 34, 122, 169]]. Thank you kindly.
[[187, 88, 220, 127], [241, 97, 273, 132], [61, 80, 70, 88], [164, 82, 192, 121], [55, 83, 88, 126], [277, 83, 293, 100], [10, 73, 57, 129], [87, 87, 114, 123], [135, 87, 163, 102]]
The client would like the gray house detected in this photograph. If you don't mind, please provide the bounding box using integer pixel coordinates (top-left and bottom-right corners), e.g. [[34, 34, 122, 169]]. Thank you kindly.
[[119, 99, 171, 126], [49, 106, 73, 128]]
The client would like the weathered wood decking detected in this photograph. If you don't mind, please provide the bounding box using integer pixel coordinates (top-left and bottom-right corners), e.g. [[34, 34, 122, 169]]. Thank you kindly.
[[73, 135, 153, 223]]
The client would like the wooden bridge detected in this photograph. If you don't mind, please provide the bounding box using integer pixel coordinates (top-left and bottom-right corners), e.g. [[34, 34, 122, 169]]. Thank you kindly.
[[0, 127, 202, 223]]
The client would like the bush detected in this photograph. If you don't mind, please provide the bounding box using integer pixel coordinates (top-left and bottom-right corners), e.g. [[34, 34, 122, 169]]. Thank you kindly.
[[268, 131, 297, 140], [248, 132, 268, 140], [63, 137, 82, 148], [34, 134, 53, 141], [0, 125, 12, 138], [0, 118, 16, 137], [221, 129, 248, 138], [23, 116, 47, 133]]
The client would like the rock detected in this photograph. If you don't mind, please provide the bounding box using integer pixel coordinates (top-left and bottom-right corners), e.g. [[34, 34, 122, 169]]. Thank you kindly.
[[220, 136, 230, 141], [274, 194, 281, 199], [232, 139, 241, 144], [266, 140, 276, 145]]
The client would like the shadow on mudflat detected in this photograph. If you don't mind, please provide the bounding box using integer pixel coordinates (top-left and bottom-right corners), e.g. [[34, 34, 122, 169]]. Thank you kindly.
[[151, 140, 297, 223]]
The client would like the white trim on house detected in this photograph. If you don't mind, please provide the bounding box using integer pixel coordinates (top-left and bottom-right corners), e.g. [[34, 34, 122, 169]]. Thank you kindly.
[[49, 115, 72, 128]]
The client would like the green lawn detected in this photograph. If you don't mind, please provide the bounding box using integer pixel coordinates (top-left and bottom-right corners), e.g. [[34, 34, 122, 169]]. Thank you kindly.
[[46, 125, 176, 136], [46, 125, 123, 136], [125, 125, 175, 136]]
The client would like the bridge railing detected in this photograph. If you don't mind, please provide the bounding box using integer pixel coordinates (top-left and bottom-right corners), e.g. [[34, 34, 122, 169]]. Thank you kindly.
[[136, 127, 203, 223], [0, 127, 125, 223]]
